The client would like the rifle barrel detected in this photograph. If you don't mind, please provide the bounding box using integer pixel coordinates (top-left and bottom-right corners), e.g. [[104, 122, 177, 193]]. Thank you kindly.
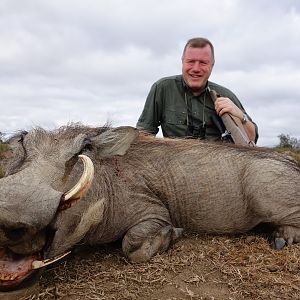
[[209, 89, 255, 147]]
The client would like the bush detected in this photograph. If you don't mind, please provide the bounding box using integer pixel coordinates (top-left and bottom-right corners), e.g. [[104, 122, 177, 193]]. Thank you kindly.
[[277, 134, 300, 149], [275, 134, 300, 166]]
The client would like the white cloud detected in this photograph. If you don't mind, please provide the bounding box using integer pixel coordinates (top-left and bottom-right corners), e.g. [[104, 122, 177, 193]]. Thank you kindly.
[[0, 0, 299, 146]]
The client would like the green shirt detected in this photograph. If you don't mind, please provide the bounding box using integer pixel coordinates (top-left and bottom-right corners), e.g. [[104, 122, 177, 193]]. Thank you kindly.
[[137, 75, 258, 142]]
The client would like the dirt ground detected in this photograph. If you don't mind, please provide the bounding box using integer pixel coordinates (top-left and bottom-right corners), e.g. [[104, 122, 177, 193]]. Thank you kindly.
[[4, 232, 297, 300]]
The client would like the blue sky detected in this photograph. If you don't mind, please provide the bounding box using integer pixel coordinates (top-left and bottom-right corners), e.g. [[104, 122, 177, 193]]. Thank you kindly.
[[0, 0, 299, 146]]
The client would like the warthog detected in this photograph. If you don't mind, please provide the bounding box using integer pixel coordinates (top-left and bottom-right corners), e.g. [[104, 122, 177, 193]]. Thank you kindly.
[[0, 124, 299, 291]]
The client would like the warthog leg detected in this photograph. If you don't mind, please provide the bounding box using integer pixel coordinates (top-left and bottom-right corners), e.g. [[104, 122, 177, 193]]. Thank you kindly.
[[273, 225, 300, 249], [122, 220, 183, 263]]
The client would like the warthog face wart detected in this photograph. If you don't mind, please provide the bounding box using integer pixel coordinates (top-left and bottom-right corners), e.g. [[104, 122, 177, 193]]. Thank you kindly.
[[0, 124, 299, 290]]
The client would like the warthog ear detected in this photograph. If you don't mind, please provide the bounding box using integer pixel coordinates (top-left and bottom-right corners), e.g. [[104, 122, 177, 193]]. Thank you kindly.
[[91, 126, 139, 157]]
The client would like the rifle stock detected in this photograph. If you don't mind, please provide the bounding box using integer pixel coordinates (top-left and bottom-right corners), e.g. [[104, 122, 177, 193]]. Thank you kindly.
[[209, 89, 255, 147]]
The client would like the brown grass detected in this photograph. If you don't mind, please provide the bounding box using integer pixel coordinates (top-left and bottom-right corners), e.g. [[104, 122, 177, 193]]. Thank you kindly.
[[19, 233, 300, 300], [0, 143, 10, 178], [275, 147, 300, 165]]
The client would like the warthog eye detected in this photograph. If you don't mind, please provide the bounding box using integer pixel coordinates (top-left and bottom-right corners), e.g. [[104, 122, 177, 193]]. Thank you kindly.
[[5, 227, 27, 242]]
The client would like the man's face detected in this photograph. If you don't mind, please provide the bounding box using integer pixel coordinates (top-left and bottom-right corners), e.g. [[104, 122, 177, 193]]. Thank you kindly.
[[182, 45, 214, 94]]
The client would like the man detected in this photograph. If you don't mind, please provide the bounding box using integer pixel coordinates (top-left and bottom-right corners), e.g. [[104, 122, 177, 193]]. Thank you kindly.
[[136, 37, 258, 143]]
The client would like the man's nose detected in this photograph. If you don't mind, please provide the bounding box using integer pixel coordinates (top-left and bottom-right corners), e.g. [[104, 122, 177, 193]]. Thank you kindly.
[[191, 61, 201, 72]]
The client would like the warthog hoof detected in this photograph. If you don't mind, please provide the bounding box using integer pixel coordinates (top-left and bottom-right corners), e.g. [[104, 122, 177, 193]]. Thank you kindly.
[[273, 225, 300, 250], [274, 237, 286, 250]]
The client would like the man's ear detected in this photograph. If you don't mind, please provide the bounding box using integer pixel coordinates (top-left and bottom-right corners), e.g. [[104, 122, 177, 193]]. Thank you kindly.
[[91, 126, 139, 157]]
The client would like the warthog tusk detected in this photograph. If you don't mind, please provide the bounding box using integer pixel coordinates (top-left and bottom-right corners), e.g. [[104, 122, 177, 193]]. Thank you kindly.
[[32, 251, 71, 269], [64, 154, 95, 202]]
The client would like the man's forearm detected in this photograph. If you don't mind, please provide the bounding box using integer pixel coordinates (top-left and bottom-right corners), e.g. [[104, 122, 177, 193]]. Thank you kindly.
[[242, 120, 256, 143]]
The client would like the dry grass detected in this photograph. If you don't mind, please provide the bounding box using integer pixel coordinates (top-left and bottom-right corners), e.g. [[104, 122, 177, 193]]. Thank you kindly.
[[0, 166, 4, 178], [19, 233, 300, 300], [0, 143, 10, 178], [275, 147, 300, 165]]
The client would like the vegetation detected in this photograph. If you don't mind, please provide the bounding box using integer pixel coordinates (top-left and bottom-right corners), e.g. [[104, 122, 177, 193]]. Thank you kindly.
[[0, 163, 5, 178], [0, 143, 9, 152], [0, 142, 9, 178], [277, 133, 300, 149], [274, 134, 300, 165]]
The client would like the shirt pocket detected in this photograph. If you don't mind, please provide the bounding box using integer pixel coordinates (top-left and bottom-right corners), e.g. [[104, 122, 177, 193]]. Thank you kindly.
[[164, 109, 186, 125]]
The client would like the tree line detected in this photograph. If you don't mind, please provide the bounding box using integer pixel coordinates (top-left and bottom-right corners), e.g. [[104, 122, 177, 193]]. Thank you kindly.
[[277, 134, 300, 149]]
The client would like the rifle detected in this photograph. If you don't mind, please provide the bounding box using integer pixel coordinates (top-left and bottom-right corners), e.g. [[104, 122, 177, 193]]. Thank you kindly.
[[208, 88, 256, 147]]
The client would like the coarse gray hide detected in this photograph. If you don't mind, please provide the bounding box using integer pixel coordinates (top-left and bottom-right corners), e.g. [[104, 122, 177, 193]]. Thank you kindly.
[[0, 124, 299, 290]]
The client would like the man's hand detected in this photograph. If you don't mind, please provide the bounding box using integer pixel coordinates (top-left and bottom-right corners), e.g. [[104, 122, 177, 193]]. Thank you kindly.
[[214, 97, 244, 120], [214, 96, 256, 142]]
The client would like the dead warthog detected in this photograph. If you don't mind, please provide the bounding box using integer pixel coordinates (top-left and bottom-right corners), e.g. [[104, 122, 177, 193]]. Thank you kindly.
[[0, 124, 299, 291]]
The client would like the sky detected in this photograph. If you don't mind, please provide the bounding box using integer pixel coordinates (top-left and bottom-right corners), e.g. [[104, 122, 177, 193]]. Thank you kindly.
[[0, 0, 299, 146]]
